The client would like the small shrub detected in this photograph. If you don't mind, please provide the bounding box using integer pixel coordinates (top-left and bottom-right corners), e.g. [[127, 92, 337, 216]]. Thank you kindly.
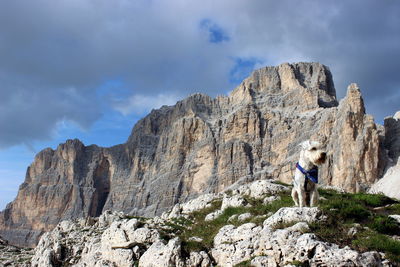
[[369, 216, 400, 235], [387, 203, 400, 214]]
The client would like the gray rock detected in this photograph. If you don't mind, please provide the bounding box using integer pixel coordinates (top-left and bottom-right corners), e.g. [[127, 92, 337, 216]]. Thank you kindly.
[[263, 207, 323, 228], [25, 192, 390, 267], [138, 238, 185, 267], [205, 210, 223, 221], [238, 213, 252, 221], [263, 195, 280, 204], [389, 214, 400, 224], [211, 223, 263, 266], [185, 251, 211, 267], [221, 195, 248, 210]]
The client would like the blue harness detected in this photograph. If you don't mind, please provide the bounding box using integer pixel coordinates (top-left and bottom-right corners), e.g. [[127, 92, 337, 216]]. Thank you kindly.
[[296, 162, 318, 184]]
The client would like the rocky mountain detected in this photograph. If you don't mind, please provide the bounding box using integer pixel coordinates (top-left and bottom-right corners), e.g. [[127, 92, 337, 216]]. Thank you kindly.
[[0, 62, 393, 248], [5, 179, 399, 266], [370, 111, 400, 198]]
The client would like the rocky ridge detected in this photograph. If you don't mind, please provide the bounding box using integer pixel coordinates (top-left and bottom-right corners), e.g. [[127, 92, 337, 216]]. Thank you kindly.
[[370, 111, 400, 199], [2, 179, 398, 267], [0, 62, 394, 247], [0, 237, 33, 266]]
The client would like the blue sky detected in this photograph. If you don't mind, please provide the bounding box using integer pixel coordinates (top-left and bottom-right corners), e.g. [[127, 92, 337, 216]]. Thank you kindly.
[[1, 0, 400, 209]]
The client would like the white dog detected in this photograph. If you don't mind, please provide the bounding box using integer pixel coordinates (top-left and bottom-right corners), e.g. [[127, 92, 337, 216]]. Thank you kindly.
[[291, 140, 327, 207]]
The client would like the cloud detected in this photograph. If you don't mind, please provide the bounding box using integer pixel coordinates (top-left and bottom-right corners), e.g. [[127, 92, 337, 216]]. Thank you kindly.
[[1, 0, 400, 148], [113, 93, 182, 116], [200, 19, 230, 43], [229, 58, 265, 85]]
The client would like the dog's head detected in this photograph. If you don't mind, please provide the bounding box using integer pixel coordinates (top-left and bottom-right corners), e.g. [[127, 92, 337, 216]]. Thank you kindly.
[[301, 140, 327, 166]]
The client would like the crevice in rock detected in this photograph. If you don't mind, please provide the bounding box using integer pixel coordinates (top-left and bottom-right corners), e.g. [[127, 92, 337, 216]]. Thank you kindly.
[[244, 143, 254, 176], [89, 157, 111, 217]]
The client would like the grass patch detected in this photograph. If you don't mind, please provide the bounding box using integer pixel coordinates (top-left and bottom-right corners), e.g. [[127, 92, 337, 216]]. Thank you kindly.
[[312, 188, 400, 264], [157, 186, 400, 264], [287, 260, 310, 267], [245, 193, 294, 218], [179, 193, 294, 254], [234, 259, 252, 266], [353, 230, 400, 263], [352, 193, 396, 207], [272, 180, 291, 187], [179, 199, 223, 251], [369, 216, 399, 235], [387, 203, 400, 214]]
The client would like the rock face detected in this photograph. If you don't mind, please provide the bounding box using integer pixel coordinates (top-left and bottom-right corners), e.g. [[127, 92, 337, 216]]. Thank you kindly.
[[369, 111, 400, 199], [0, 62, 385, 247], [27, 179, 391, 267]]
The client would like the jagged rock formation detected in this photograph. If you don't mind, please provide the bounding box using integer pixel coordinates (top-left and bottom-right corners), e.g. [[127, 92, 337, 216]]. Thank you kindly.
[[0, 62, 386, 247], [25, 180, 395, 267], [370, 111, 400, 199]]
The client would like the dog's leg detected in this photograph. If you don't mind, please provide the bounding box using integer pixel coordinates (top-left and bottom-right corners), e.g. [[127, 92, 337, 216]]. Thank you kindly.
[[291, 188, 299, 207], [310, 188, 319, 207], [298, 188, 306, 208]]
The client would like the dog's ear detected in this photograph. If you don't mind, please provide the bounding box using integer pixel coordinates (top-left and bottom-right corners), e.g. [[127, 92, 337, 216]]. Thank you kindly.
[[301, 140, 311, 150]]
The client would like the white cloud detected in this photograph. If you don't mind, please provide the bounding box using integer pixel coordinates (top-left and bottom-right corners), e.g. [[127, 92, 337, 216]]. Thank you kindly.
[[113, 93, 182, 116]]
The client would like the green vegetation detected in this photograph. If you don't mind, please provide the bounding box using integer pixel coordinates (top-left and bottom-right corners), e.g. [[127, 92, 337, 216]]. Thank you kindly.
[[178, 193, 294, 253], [155, 184, 400, 265], [311, 189, 400, 264], [287, 260, 310, 267], [353, 231, 400, 263], [387, 203, 400, 214], [156, 192, 296, 255], [234, 259, 252, 266]]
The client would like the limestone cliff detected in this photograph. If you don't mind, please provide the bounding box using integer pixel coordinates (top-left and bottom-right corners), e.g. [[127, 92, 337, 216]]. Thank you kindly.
[[0, 62, 384, 247]]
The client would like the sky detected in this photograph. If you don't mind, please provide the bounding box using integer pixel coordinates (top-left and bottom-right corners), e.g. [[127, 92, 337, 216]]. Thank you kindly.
[[1, 0, 400, 209]]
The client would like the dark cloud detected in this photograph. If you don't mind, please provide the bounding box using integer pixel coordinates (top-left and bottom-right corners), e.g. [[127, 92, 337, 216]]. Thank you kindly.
[[1, 0, 399, 148]]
